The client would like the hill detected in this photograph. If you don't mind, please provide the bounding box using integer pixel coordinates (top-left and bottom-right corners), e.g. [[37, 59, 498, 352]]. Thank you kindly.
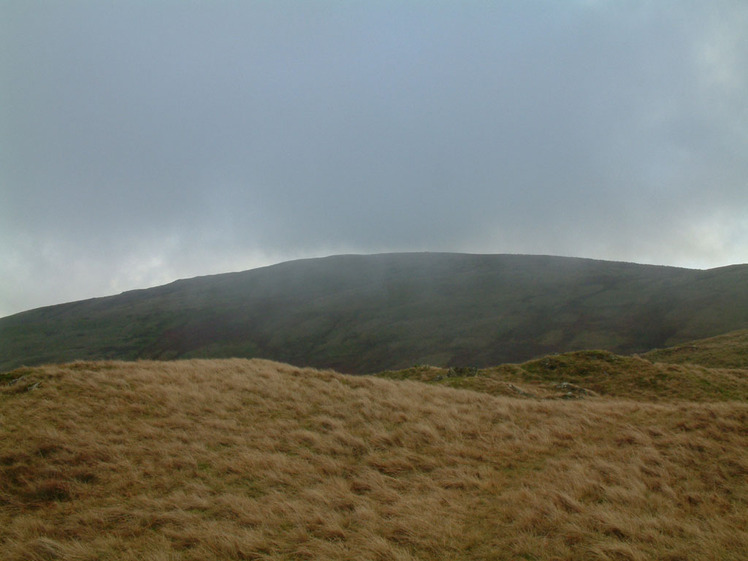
[[1, 253, 747, 373], [1, 358, 746, 560]]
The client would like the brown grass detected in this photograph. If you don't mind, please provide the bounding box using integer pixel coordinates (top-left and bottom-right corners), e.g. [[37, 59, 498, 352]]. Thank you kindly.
[[1, 359, 746, 560]]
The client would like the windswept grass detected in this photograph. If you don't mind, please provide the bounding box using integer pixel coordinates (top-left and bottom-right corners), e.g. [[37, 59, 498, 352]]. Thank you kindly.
[[1, 359, 746, 560]]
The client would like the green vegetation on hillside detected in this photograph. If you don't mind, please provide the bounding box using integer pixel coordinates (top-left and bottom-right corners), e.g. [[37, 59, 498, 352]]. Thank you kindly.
[[1, 253, 747, 373], [377, 345, 748, 402], [644, 328, 748, 368]]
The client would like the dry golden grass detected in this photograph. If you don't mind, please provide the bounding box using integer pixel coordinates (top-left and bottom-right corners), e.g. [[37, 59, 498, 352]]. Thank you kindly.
[[1, 359, 746, 560]]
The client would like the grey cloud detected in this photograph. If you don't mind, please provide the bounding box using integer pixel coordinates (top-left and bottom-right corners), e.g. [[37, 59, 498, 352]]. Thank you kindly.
[[2, 1, 747, 316]]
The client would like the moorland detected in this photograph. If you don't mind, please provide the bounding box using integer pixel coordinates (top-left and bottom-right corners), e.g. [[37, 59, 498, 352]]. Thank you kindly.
[[1, 330, 746, 560], [2, 253, 747, 373], [2, 253, 746, 559]]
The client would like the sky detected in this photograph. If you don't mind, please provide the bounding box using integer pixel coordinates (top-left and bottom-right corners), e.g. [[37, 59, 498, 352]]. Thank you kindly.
[[2, 1, 747, 318]]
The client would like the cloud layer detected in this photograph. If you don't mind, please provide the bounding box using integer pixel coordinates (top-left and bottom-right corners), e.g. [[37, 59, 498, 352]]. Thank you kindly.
[[2, 1, 747, 316]]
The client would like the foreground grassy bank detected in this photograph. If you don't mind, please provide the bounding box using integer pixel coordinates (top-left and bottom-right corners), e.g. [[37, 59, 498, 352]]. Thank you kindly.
[[1, 359, 746, 560]]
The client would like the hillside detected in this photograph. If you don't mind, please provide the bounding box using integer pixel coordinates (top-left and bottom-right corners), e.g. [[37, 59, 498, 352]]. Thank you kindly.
[[1, 358, 746, 560], [375, 329, 748, 401], [2, 253, 747, 373], [643, 329, 748, 369], [377, 347, 748, 402]]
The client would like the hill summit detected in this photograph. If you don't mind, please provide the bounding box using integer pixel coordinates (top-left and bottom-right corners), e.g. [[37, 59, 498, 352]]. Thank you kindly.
[[1, 252, 747, 372]]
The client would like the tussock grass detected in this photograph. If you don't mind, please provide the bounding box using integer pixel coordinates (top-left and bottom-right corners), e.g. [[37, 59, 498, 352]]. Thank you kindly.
[[1, 359, 746, 560]]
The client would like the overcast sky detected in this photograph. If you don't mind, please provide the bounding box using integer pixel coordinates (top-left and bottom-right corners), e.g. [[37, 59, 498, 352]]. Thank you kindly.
[[2, 1, 747, 317]]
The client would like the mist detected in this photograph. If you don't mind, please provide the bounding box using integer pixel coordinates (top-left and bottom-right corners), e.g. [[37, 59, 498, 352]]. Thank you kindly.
[[2, 1, 747, 317]]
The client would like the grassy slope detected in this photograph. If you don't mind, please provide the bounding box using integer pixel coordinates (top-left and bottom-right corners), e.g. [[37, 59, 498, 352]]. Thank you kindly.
[[379, 353, 747, 402], [1, 253, 747, 374], [1, 358, 746, 561], [643, 328, 748, 369], [376, 330, 748, 402]]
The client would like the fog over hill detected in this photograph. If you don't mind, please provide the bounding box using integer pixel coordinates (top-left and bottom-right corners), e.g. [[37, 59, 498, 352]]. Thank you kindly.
[[1, 253, 747, 373], [3, 2, 748, 319]]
